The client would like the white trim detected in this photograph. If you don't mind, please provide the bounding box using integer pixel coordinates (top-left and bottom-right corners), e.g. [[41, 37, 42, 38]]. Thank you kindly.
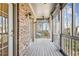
[[8, 3, 13, 56], [29, 3, 36, 18]]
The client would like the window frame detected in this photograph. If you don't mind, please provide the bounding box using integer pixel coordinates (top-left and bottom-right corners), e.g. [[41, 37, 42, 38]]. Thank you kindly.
[[0, 4, 9, 56]]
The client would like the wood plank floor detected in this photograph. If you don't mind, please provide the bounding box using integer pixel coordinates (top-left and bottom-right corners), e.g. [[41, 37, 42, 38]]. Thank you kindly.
[[24, 39, 63, 56]]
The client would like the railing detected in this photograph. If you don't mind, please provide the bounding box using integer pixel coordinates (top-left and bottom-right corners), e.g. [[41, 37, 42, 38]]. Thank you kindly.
[[0, 33, 8, 56], [52, 34, 60, 49], [60, 34, 79, 56]]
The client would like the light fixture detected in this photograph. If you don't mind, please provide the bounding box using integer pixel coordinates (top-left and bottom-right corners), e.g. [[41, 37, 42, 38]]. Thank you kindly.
[[25, 12, 32, 18], [42, 16, 44, 20]]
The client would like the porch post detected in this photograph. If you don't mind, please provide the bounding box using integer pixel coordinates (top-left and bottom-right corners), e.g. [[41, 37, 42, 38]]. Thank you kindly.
[[8, 3, 13, 56]]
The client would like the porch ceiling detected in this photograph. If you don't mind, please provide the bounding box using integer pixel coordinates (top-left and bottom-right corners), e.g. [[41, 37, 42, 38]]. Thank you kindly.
[[30, 3, 55, 18]]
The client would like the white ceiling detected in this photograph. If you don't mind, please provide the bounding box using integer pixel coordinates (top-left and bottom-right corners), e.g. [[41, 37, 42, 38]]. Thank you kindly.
[[30, 3, 55, 18]]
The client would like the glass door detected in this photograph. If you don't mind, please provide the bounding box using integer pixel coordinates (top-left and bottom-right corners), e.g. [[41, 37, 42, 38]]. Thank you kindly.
[[52, 6, 60, 49]]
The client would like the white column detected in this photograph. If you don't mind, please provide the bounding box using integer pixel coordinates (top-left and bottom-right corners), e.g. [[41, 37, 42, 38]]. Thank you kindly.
[[8, 4, 13, 56], [34, 18, 36, 41], [49, 16, 52, 41]]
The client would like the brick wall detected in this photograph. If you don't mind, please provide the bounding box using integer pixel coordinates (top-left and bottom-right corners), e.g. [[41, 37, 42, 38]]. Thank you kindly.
[[18, 4, 33, 55]]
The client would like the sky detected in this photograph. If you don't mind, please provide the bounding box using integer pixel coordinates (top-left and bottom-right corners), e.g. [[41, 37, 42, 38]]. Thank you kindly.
[[75, 3, 79, 26], [64, 3, 79, 28]]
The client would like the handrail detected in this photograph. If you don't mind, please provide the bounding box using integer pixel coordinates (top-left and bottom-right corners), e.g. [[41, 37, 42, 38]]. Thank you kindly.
[[61, 34, 79, 40]]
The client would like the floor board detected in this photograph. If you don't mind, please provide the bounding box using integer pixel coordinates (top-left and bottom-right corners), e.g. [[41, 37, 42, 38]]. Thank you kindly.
[[24, 39, 63, 56]]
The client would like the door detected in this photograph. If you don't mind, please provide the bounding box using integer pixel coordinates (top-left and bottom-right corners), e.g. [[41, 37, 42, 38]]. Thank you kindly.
[[52, 4, 60, 49]]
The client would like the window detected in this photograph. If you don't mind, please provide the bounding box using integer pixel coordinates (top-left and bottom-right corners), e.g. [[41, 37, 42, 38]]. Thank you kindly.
[[73, 3, 79, 56], [53, 14, 60, 35], [74, 4, 79, 37], [0, 3, 8, 56], [62, 3, 72, 55], [52, 9, 60, 48], [62, 4, 72, 35], [56, 14, 60, 34], [36, 19, 49, 38]]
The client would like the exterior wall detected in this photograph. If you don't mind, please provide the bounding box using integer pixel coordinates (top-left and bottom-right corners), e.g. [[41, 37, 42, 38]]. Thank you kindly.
[[18, 4, 34, 55]]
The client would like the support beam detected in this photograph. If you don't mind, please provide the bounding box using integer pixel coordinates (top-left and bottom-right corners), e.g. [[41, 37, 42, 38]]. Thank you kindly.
[[49, 15, 52, 41], [28, 3, 36, 18], [34, 18, 37, 41]]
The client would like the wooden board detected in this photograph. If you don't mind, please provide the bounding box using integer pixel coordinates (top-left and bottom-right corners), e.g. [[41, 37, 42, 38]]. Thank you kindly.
[[22, 39, 63, 56]]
